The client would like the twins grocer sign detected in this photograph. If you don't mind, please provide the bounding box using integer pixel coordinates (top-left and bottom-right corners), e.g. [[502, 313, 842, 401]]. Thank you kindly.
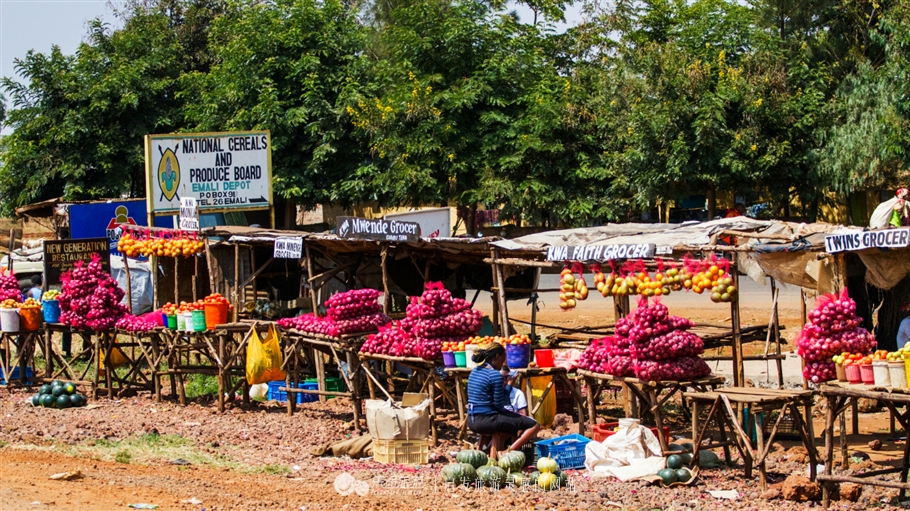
[[145, 131, 272, 216], [824, 228, 910, 253]]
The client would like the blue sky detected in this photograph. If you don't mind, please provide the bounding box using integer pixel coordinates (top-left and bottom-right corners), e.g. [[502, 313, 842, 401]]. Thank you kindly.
[[0, 0, 583, 134]]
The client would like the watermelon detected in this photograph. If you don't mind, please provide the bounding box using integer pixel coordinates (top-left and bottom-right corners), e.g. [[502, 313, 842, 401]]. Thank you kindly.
[[64, 383, 76, 395], [69, 394, 84, 407], [657, 468, 678, 485], [51, 385, 65, 397], [675, 468, 692, 483], [30, 394, 40, 407], [667, 454, 684, 469], [56, 394, 71, 409], [39, 384, 51, 395]]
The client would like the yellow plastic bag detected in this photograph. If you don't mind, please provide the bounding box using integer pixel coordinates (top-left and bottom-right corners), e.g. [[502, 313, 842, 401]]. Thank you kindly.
[[246, 324, 286, 385], [99, 342, 128, 370], [530, 376, 556, 429]]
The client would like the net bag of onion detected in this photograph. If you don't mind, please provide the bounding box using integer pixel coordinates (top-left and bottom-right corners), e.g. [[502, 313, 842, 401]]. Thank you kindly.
[[627, 298, 711, 382], [796, 289, 876, 383]]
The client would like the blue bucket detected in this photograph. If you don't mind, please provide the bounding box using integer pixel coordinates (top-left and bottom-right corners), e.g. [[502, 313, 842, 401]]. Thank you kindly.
[[505, 343, 531, 369], [42, 300, 61, 323]]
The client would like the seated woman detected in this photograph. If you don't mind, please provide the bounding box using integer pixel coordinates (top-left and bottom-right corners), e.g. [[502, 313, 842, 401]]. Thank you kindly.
[[467, 344, 540, 456]]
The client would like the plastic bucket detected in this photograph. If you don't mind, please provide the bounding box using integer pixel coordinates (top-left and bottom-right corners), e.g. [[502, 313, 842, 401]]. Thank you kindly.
[[465, 344, 482, 369], [890, 361, 908, 389], [505, 343, 531, 369], [176, 314, 186, 331], [204, 302, 229, 330], [161, 312, 168, 326], [835, 363, 847, 382], [0, 308, 20, 333], [19, 308, 41, 331], [873, 361, 891, 387], [534, 349, 555, 368], [192, 310, 207, 332], [453, 351, 467, 367], [166, 314, 177, 330], [442, 351, 456, 368], [42, 300, 61, 323], [860, 364, 875, 384], [182, 312, 194, 332], [845, 364, 862, 384]]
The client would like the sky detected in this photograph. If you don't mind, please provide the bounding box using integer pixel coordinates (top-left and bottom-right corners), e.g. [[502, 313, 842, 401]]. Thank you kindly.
[[0, 0, 583, 134]]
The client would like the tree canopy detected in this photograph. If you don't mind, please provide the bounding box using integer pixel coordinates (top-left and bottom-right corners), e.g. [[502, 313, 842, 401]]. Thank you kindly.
[[2, 0, 909, 223]]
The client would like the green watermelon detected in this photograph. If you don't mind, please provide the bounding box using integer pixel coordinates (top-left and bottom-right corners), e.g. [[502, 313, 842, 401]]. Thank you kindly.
[[30, 394, 40, 407], [56, 395, 71, 409], [64, 383, 76, 395], [667, 454, 684, 469], [39, 384, 51, 395], [657, 468, 678, 485], [675, 468, 692, 483], [51, 385, 65, 397], [69, 394, 84, 407]]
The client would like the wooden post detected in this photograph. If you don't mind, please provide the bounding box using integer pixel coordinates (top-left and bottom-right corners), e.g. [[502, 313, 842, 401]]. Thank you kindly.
[[380, 243, 391, 314], [217, 333, 226, 412], [233, 244, 240, 323], [7, 229, 16, 273], [731, 268, 744, 389], [771, 278, 783, 388], [192, 253, 198, 302], [251, 247, 257, 299], [305, 243, 319, 316], [492, 248, 510, 336], [173, 257, 179, 305], [122, 252, 133, 315], [204, 235, 216, 295]]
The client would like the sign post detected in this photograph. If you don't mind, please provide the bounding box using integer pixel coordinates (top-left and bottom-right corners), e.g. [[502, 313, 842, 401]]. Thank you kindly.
[[336, 216, 421, 242], [544, 244, 657, 262], [43, 238, 112, 287], [273, 237, 303, 259], [179, 197, 199, 231], [824, 228, 910, 253], [145, 131, 273, 226]]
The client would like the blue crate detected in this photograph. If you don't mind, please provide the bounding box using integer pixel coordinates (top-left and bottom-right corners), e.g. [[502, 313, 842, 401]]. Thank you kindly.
[[0, 366, 34, 385], [535, 434, 591, 470], [267, 381, 318, 404]]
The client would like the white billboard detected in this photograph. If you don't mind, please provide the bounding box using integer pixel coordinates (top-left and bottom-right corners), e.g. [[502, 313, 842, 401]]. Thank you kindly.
[[145, 131, 272, 217]]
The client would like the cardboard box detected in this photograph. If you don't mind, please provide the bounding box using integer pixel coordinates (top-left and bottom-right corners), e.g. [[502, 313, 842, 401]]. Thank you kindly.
[[366, 393, 430, 441]]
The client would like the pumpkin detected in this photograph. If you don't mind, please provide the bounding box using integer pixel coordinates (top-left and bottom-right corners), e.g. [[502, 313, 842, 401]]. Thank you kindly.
[[440, 463, 477, 485], [498, 451, 526, 473], [456, 450, 488, 469], [657, 468, 678, 485], [538, 472, 559, 491], [667, 454, 684, 470], [675, 468, 692, 483], [476, 459, 507, 487], [507, 472, 527, 486], [537, 456, 559, 474], [528, 471, 541, 485]]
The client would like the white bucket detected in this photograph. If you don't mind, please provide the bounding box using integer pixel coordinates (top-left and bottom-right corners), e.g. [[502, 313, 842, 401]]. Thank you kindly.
[[890, 361, 908, 389], [466, 344, 485, 369], [873, 360, 891, 387], [0, 308, 20, 333], [181, 312, 194, 332]]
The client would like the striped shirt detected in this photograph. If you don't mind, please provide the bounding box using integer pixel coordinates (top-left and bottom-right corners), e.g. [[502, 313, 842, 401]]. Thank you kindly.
[[466, 364, 507, 415]]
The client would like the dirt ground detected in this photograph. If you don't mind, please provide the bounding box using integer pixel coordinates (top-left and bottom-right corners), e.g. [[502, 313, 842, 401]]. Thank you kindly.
[[2, 386, 910, 511]]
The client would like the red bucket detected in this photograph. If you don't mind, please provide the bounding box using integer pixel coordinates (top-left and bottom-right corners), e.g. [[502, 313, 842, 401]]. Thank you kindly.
[[204, 302, 229, 330], [534, 349, 555, 368]]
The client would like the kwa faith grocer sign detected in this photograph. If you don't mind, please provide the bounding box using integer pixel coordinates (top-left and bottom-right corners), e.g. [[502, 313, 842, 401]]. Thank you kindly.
[[825, 228, 910, 253], [546, 244, 656, 262], [145, 131, 272, 216]]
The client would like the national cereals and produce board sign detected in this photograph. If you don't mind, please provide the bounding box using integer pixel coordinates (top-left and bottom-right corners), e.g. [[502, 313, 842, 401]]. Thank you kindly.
[[145, 131, 273, 217]]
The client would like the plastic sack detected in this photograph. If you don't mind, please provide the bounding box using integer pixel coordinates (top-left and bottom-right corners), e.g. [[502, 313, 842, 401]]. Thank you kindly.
[[530, 376, 556, 429], [100, 341, 128, 370], [584, 418, 664, 481], [870, 197, 899, 228], [246, 324, 286, 385]]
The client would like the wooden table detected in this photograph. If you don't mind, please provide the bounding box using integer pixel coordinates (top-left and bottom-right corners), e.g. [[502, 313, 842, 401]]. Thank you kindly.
[[819, 382, 910, 508], [683, 387, 816, 490], [361, 353, 458, 446], [281, 330, 368, 432], [445, 365, 587, 440], [577, 369, 724, 455], [0, 329, 41, 388], [158, 324, 257, 411]]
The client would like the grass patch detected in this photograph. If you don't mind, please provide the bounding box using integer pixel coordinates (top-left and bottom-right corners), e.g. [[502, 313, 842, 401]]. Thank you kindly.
[[252, 464, 291, 476], [71, 432, 238, 469], [184, 374, 220, 399], [0, 439, 9, 448]]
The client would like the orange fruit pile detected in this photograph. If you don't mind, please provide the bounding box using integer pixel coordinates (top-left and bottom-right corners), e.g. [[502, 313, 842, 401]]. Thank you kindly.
[[118, 233, 204, 258]]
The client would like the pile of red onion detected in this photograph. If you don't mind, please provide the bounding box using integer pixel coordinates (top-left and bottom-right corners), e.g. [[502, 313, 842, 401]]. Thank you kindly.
[[361, 322, 418, 357], [59, 255, 129, 330], [0, 269, 22, 302], [116, 314, 158, 333], [277, 289, 390, 337], [628, 300, 709, 381], [796, 289, 876, 383], [578, 336, 634, 377], [408, 283, 482, 361]]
